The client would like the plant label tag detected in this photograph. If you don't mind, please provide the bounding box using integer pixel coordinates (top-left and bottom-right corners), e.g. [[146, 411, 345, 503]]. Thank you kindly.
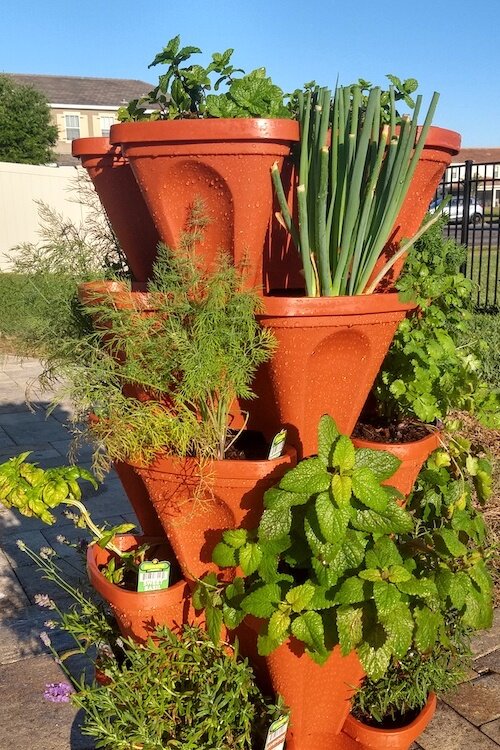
[[263, 714, 289, 750], [268, 430, 287, 460], [137, 560, 171, 592]]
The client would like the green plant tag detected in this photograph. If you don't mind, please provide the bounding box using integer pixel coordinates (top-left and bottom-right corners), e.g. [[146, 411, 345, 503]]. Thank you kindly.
[[137, 560, 171, 592], [268, 430, 287, 460], [264, 714, 289, 750]]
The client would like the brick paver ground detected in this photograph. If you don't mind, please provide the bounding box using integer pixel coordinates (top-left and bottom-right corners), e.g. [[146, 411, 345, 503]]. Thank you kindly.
[[0, 355, 498, 750]]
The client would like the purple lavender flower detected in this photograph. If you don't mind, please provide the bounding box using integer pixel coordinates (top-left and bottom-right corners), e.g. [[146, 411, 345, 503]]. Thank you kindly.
[[43, 682, 74, 703]]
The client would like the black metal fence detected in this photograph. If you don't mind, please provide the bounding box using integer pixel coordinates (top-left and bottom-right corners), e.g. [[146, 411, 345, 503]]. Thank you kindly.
[[435, 160, 500, 309]]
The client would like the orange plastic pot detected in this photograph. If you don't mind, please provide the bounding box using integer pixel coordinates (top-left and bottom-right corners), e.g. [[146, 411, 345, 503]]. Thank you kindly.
[[131, 446, 296, 581], [264, 637, 365, 750], [352, 428, 441, 497], [110, 119, 299, 288], [113, 460, 164, 536], [370, 127, 461, 290], [245, 293, 416, 459], [86, 534, 200, 642], [342, 693, 437, 750], [72, 137, 160, 282]]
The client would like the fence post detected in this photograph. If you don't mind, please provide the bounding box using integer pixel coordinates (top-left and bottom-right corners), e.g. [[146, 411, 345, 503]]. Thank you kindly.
[[460, 160, 473, 247]]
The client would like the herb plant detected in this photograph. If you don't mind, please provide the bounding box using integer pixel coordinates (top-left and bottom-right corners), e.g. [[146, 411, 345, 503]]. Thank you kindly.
[[118, 35, 290, 121], [374, 217, 500, 427], [195, 415, 493, 681], [272, 81, 444, 296]]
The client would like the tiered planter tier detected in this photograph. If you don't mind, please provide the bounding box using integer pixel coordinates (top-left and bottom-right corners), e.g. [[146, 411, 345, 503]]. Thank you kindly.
[[72, 138, 160, 282], [342, 693, 437, 750], [110, 119, 299, 288], [131, 447, 296, 581], [352, 428, 441, 497], [246, 293, 416, 459], [87, 534, 200, 641]]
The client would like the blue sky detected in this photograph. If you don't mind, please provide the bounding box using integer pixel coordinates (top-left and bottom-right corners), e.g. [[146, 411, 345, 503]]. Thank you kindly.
[[2, 0, 499, 146]]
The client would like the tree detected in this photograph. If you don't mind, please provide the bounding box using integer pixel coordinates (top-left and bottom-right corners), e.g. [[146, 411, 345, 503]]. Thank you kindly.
[[0, 75, 58, 165]]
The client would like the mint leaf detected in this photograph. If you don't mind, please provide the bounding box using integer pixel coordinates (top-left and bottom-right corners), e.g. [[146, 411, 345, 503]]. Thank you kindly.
[[318, 415, 340, 467], [334, 576, 370, 605], [291, 611, 326, 653], [387, 565, 412, 584], [414, 606, 441, 652], [316, 492, 350, 543], [354, 448, 401, 481], [241, 584, 281, 618], [212, 542, 237, 568], [331, 474, 352, 506], [279, 458, 330, 494], [286, 581, 316, 612], [336, 605, 363, 655], [365, 537, 402, 569], [238, 542, 262, 576], [381, 602, 413, 658], [351, 467, 388, 511], [437, 528, 468, 557], [259, 506, 292, 541], [351, 501, 413, 535], [373, 581, 401, 616], [222, 529, 248, 548], [268, 610, 291, 644], [449, 571, 471, 609], [333, 435, 356, 472]]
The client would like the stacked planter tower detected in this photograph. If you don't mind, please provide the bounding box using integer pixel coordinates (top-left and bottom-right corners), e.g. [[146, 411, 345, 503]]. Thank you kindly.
[[73, 114, 460, 750]]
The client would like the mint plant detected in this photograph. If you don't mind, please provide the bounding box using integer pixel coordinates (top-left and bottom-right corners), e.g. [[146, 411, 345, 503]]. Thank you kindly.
[[118, 35, 290, 121], [195, 416, 494, 681]]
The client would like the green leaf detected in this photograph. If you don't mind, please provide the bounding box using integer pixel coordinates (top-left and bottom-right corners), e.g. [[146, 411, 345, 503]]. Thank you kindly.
[[279, 458, 330, 494], [357, 639, 392, 681], [449, 571, 471, 609], [212, 542, 237, 568], [238, 542, 262, 576], [291, 611, 326, 653], [331, 474, 352, 506], [241, 584, 281, 618], [351, 467, 388, 511], [206, 606, 223, 645], [381, 602, 413, 656], [359, 568, 383, 582], [315, 492, 350, 543], [351, 501, 413, 535], [334, 576, 370, 605], [285, 581, 316, 612], [468, 560, 492, 595], [414, 606, 442, 652], [354, 448, 401, 481], [387, 565, 412, 584], [257, 633, 280, 656], [365, 537, 402, 569], [336, 605, 363, 655], [264, 487, 309, 510], [259, 506, 292, 541], [222, 603, 245, 630], [332, 436, 356, 472], [317, 415, 340, 467], [373, 580, 401, 615], [396, 577, 439, 600], [222, 529, 248, 549], [437, 528, 468, 557], [268, 610, 291, 644]]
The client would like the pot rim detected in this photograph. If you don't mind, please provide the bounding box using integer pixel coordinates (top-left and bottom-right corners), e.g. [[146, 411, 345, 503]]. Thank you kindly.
[[72, 137, 123, 159], [343, 693, 437, 743], [257, 291, 416, 319], [129, 444, 297, 478], [352, 424, 442, 453], [86, 533, 186, 603], [110, 118, 300, 146]]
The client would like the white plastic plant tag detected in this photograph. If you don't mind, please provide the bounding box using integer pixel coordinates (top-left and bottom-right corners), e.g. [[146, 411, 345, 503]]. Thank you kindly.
[[137, 560, 171, 592], [263, 714, 289, 750], [268, 429, 287, 460]]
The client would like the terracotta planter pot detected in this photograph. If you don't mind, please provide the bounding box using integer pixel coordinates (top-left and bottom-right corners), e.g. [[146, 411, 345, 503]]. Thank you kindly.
[[110, 119, 299, 288], [87, 534, 200, 642], [265, 637, 365, 750], [113, 460, 164, 537], [72, 137, 160, 282], [370, 127, 461, 291], [131, 446, 296, 581], [245, 293, 416, 459], [352, 427, 441, 497], [342, 693, 437, 750]]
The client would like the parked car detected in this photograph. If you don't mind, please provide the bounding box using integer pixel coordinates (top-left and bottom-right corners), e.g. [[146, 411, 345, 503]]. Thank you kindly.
[[429, 196, 484, 224]]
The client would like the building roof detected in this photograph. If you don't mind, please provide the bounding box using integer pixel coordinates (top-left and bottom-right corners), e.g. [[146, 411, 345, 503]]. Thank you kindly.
[[3, 73, 153, 107], [453, 147, 500, 164]]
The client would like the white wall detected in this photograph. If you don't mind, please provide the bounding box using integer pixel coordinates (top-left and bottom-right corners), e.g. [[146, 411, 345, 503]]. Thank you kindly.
[[0, 161, 88, 269]]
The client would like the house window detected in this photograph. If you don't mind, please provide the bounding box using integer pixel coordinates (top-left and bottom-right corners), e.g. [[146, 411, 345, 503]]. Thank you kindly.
[[494, 164, 500, 179], [100, 115, 116, 137], [65, 114, 80, 141]]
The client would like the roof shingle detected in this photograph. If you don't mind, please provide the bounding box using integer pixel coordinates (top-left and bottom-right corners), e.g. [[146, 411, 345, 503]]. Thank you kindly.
[[3, 73, 153, 107]]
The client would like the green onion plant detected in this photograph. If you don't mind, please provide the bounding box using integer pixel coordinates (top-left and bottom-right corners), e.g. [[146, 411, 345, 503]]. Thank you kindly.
[[272, 84, 447, 297]]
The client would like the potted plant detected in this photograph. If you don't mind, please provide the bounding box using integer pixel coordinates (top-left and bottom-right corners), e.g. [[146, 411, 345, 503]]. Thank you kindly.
[[244, 81, 457, 457], [195, 414, 494, 750], [60, 217, 296, 582], [71, 137, 160, 282], [353, 217, 499, 495], [0, 453, 197, 641], [108, 35, 299, 288]]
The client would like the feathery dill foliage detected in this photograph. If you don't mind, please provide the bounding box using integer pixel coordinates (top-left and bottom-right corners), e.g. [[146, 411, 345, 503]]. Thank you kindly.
[[48, 202, 276, 472]]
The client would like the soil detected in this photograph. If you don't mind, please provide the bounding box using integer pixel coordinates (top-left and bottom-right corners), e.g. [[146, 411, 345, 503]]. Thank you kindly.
[[224, 430, 271, 460], [99, 540, 180, 592], [352, 417, 432, 444], [352, 706, 420, 729]]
